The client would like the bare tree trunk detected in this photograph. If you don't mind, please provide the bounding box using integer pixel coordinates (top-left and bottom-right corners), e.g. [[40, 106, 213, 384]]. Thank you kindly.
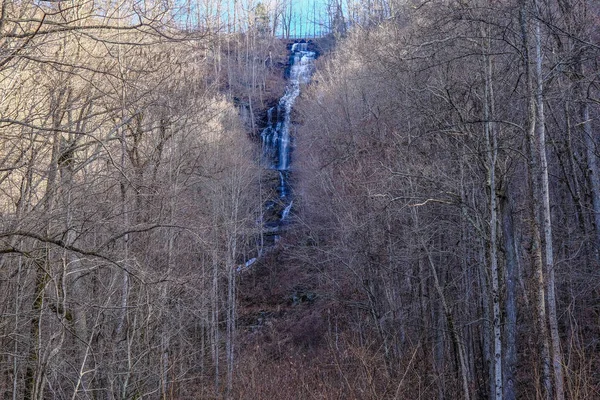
[[211, 248, 220, 393], [226, 221, 238, 398], [580, 87, 600, 253], [25, 82, 67, 399], [483, 37, 502, 400], [413, 207, 470, 400], [519, 4, 553, 398], [558, 101, 588, 240], [533, 11, 565, 399], [501, 184, 518, 400]]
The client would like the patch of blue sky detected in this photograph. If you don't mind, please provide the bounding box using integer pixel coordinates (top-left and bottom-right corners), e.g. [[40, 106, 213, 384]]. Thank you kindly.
[[276, 0, 331, 38], [167, 0, 331, 38]]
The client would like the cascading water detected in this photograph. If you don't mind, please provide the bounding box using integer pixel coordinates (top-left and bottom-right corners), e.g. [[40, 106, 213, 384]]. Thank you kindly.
[[261, 42, 316, 221], [238, 42, 315, 273]]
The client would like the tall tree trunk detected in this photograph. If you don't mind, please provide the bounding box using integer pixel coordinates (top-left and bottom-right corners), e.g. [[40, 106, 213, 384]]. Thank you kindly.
[[483, 37, 502, 400], [25, 81, 68, 399], [533, 11, 565, 399], [413, 206, 470, 400], [519, 4, 553, 398], [579, 77, 600, 255], [211, 245, 220, 393], [500, 183, 518, 400]]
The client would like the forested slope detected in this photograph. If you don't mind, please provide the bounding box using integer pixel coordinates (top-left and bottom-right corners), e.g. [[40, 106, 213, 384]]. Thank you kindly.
[[0, 1, 287, 398], [284, 1, 600, 399], [2, 1, 600, 399]]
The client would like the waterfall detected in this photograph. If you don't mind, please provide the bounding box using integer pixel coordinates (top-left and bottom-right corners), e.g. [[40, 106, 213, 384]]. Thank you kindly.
[[239, 41, 315, 273], [261, 41, 316, 221]]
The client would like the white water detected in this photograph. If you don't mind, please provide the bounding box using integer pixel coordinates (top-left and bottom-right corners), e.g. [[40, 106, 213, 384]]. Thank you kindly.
[[281, 201, 293, 221], [236, 257, 257, 273], [239, 42, 316, 273], [279, 171, 288, 198], [262, 42, 316, 178]]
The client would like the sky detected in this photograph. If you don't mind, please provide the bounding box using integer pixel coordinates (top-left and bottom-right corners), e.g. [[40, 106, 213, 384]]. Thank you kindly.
[[168, 0, 334, 38], [275, 0, 331, 38]]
